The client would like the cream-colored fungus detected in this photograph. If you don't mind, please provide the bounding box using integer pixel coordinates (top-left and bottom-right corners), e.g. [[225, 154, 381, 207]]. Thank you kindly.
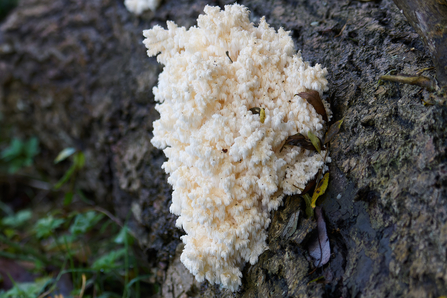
[[143, 4, 329, 291]]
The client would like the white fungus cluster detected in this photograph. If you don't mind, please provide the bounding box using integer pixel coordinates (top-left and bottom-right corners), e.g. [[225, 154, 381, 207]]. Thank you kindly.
[[143, 4, 329, 291], [124, 0, 160, 15]]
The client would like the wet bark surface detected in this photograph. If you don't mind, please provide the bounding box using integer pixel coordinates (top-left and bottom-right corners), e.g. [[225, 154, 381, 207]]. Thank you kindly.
[[392, 0, 447, 88], [1, 0, 446, 297]]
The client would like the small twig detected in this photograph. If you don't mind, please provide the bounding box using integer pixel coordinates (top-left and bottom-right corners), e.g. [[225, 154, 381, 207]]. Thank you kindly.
[[307, 276, 325, 285], [79, 274, 86, 298], [92, 206, 124, 228], [379, 74, 436, 91], [225, 51, 233, 63], [417, 67, 435, 75], [37, 289, 53, 298], [308, 267, 318, 275], [334, 23, 347, 38]]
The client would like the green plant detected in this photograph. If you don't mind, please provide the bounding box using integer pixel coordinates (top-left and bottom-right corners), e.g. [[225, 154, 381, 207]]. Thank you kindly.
[[35, 215, 65, 239], [0, 208, 155, 298], [0, 137, 39, 173], [0, 129, 155, 297], [54, 147, 85, 205], [69, 211, 103, 236], [2, 209, 32, 228], [0, 276, 52, 298]]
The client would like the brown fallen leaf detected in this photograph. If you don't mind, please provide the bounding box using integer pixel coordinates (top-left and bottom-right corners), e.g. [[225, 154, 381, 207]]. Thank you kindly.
[[323, 118, 344, 145], [249, 107, 265, 123], [297, 91, 328, 122], [249, 107, 261, 115], [281, 133, 317, 152], [294, 177, 316, 196]]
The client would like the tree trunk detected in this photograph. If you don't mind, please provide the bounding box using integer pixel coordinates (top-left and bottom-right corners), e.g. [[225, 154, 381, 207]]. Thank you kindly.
[[1, 0, 446, 297], [393, 0, 447, 88]]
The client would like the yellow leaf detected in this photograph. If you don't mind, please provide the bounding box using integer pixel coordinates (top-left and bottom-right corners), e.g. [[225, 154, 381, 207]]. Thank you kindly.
[[307, 131, 321, 153], [260, 108, 265, 123], [311, 173, 329, 208]]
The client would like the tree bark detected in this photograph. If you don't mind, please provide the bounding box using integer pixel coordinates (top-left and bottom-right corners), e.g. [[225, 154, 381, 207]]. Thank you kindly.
[[393, 0, 447, 88], [1, 0, 446, 297]]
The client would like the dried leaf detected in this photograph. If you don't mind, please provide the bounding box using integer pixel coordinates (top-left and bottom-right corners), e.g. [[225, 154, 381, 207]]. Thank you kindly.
[[379, 74, 436, 91], [249, 107, 261, 115], [308, 207, 330, 267], [297, 91, 328, 122], [324, 118, 344, 144], [296, 177, 316, 195], [311, 172, 329, 208], [307, 131, 322, 153], [249, 107, 265, 123], [281, 133, 316, 152], [260, 108, 265, 123], [416, 67, 435, 76], [282, 211, 300, 239], [54, 147, 76, 164]]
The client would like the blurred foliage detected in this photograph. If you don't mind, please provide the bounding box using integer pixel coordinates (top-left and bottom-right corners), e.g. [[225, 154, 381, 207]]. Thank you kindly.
[[54, 149, 85, 206], [35, 216, 65, 239], [0, 0, 17, 22], [0, 277, 52, 298], [91, 248, 127, 273], [0, 132, 157, 297], [1, 209, 32, 228], [69, 211, 103, 236], [0, 137, 39, 173], [0, 207, 156, 298]]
